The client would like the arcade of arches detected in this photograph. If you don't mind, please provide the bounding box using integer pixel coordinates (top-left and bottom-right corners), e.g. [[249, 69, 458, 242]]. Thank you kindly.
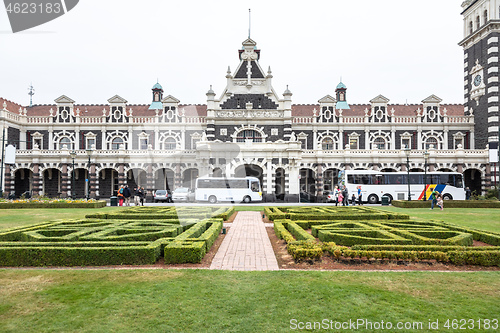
[[9, 164, 485, 201]]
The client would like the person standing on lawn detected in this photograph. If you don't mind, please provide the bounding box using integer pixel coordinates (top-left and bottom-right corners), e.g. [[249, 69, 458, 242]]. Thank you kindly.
[[357, 186, 362, 205], [465, 187, 471, 200], [333, 185, 340, 206]]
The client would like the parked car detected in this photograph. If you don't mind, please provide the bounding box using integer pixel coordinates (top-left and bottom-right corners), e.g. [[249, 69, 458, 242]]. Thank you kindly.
[[172, 187, 195, 202], [326, 191, 337, 203], [153, 190, 172, 203]]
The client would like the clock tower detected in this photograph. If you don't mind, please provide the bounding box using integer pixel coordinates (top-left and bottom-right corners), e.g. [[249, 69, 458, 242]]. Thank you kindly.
[[459, 0, 500, 151]]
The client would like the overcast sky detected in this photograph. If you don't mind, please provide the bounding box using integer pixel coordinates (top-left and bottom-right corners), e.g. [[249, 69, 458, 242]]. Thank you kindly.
[[0, 0, 465, 107]]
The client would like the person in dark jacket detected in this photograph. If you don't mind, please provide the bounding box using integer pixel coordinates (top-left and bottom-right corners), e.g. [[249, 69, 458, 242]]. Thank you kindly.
[[138, 187, 145, 206], [123, 185, 131, 206]]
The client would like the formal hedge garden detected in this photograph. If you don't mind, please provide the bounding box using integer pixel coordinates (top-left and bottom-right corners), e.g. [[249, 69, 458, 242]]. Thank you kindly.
[[0, 206, 234, 266], [270, 206, 500, 266]]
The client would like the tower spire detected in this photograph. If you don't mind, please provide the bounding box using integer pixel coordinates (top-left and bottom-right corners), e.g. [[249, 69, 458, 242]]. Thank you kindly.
[[28, 82, 35, 107]]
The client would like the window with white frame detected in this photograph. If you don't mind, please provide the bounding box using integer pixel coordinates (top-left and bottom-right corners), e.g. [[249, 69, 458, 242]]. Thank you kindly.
[[322, 137, 335, 150], [32, 132, 43, 149], [140, 138, 148, 150], [236, 130, 262, 143], [84, 132, 96, 150], [453, 133, 465, 148], [348, 133, 360, 150], [425, 137, 438, 149], [373, 137, 386, 150], [59, 137, 72, 150], [164, 137, 177, 150], [111, 137, 124, 150]]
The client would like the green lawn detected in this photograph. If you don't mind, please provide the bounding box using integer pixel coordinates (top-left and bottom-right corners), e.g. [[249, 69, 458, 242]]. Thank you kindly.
[[0, 269, 498, 333], [0, 207, 123, 230], [377, 206, 500, 233]]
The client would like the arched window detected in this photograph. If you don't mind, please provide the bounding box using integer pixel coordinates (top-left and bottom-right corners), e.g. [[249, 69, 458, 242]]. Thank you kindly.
[[59, 137, 72, 149], [373, 137, 386, 150], [236, 130, 262, 143], [322, 137, 335, 150], [111, 137, 124, 150], [476, 15, 481, 29], [484, 10, 488, 23], [425, 137, 438, 149], [164, 137, 177, 150], [469, 21, 473, 34]]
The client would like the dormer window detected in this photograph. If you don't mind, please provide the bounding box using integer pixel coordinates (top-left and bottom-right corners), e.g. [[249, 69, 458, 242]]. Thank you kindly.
[[154, 92, 160, 102], [61, 110, 69, 120], [114, 110, 121, 120]]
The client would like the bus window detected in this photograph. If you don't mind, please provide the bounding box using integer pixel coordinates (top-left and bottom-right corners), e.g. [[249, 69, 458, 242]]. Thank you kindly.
[[409, 174, 421, 184], [251, 181, 260, 192]]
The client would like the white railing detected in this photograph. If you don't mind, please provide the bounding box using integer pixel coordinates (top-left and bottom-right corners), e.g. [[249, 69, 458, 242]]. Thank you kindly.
[[293, 117, 315, 124]]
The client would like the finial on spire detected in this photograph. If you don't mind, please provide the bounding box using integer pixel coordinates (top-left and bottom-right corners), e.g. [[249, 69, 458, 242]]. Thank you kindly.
[[248, 9, 251, 39], [28, 82, 35, 107]]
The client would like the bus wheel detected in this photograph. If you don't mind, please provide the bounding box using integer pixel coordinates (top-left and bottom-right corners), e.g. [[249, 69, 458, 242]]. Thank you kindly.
[[243, 196, 251, 203], [443, 194, 453, 200], [367, 194, 379, 204], [208, 195, 217, 204]]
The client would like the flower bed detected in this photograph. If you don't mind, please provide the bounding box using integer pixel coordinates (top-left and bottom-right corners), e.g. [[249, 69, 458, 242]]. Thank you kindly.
[[0, 198, 106, 209]]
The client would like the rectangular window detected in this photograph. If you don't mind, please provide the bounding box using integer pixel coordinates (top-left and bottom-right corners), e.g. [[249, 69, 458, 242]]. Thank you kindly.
[[402, 138, 410, 149], [349, 137, 358, 150], [34, 138, 42, 149], [86, 138, 95, 149], [140, 138, 148, 150]]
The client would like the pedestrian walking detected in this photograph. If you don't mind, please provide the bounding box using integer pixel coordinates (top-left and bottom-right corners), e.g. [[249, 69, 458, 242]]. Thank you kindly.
[[134, 187, 141, 206], [123, 185, 131, 206], [333, 185, 339, 206], [429, 189, 438, 210], [117, 185, 125, 206], [357, 186, 362, 205], [436, 193, 444, 211], [139, 187, 145, 206]]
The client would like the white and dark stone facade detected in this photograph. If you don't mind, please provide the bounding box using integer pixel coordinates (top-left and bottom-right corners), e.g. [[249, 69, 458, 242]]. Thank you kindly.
[[1, 3, 497, 200], [460, 0, 500, 191]]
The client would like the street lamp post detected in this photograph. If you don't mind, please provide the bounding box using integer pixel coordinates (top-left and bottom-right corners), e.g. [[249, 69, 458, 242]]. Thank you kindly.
[[404, 146, 412, 201], [423, 150, 430, 201], [86, 148, 93, 200], [69, 151, 77, 200]]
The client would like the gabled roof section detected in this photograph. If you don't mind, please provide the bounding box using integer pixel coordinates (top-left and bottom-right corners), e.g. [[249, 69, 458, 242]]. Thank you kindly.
[[422, 94, 443, 104], [54, 95, 75, 103], [369, 95, 390, 104], [161, 95, 180, 103], [318, 95, 336, 103], [107, 95, 128, 104]]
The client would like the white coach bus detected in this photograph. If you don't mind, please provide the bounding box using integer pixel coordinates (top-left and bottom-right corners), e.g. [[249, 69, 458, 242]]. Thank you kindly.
[[195, 177, 262, 203], [340, 170, 466, 204]]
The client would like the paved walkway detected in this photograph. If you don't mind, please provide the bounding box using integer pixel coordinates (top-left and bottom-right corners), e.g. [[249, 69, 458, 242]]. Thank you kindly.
[[210, 211, 279, 271]]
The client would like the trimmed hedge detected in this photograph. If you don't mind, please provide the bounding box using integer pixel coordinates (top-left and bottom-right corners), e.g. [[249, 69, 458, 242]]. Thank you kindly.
[[0, 245, 159, 266], [0, 201, 107, 209], [392, 200, 500, 208], [352, 244, 500, 252], [287, 240, 323, 261], [163, 241, 206, 264], [448, 250, 500, 266]]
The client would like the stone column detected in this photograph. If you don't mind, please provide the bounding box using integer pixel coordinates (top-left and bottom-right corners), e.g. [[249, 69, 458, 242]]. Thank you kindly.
[[32, 164, 41, 196], [89, 163, 97, 199], [146, 163, 154, 202], [316, 163, 324, 200], [174, 164, 182, 188], [61, 163, 68, 198]]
